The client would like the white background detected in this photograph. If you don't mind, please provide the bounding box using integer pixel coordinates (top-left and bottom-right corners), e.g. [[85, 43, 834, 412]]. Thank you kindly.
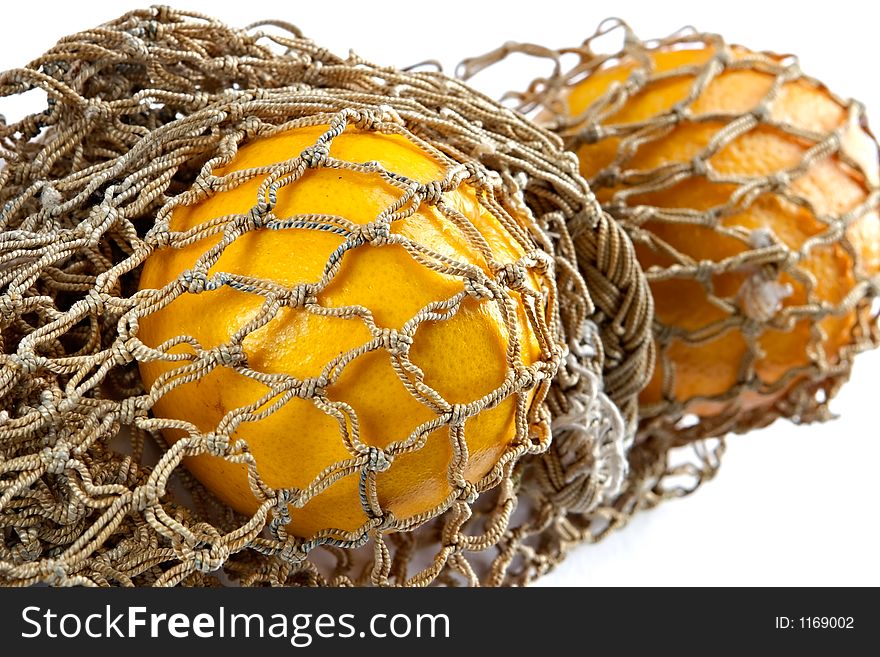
[[1, 0, 877, 586]]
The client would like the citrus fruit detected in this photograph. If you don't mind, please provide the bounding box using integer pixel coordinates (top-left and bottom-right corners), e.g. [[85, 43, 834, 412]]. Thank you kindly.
[[566, 46, 880, 422], [136, 123, 555, 538]]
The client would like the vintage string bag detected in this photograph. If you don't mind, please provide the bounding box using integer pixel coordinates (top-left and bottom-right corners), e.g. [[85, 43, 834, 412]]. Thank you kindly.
[[0, 9, 656, 586], [459, 18, 879, 521]]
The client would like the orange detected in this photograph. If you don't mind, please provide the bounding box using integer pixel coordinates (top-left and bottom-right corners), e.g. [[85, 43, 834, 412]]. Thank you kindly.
[[567, 47, 880, 418], [137, 124, 551, 538]]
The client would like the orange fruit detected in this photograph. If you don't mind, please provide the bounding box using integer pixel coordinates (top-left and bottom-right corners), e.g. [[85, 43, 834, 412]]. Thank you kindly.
[[567, 46, 880, 420], [136, 124, 554, 538]]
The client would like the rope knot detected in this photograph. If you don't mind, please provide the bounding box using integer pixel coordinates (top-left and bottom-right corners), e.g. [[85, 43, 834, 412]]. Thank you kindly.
[[623, 69, 647, 94], [40, 184, 63, 212], [218, 55, 240, 76], [594, 165, 621, 188], [458, 481, 479, 504], [191, 545, 230, 573], [497, 262, 527, 289], [211, 342, 246, 368], [111, 337, 134, 365], [244, 204, 268, 230], [40, 560, 69, 586], [296, 376, 324, 399], [653, 322, 676, 345], [714, 47, 733, 67], [238, 116, 263, 138], [286, 283, 314, 308], [37, 390, 60, 427], [419, 181, 446, 205], [41, 60, 69, 79], [515, 367, 538, 391], [691, 156, 709, 177], [783, 60, 802, 79], [203, 432, 230, 457], [0, 293, 21, 321], [40, 444, 70, 475], [143, 19, 160, 40], [131, 484, 159, 511], [463, 275, 495, 300], [378, 328, 412, 354], [357, 222, 391, 246], [669, 103, 689, 122], [749, 227, 777, 249], [751, 104, 771, 123], [579, 124, 604, 145], [300, 142, 330, 168], [84, 203, 119, 246], [85, 288, 106, 315], [448, 403, 469, 426], [769, 171, 791, 190], [351, 109, 382, 131], [462, 161, 488, 187], [15, 352, 41, 374], [181, 269, 208, 294], [738, 272, 793, 322], [83, 98, 111, 122], [366, 446, 392, 473], [693, 260, 716, 287], [118, 396, 141, 426], [149, 225, 173, 248]]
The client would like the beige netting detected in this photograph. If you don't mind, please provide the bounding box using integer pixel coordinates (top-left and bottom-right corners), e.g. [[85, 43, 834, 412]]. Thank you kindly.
[[460, 19, 880, 449], [0, 8, 654, 586]]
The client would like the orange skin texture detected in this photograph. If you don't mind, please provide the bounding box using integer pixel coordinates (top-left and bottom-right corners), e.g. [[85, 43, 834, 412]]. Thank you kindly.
[[137, 125, 543, 537], [568, 47, 880, 417]]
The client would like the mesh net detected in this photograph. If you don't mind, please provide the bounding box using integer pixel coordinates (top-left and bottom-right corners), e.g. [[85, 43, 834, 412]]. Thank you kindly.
[[460, 19, 880, 450], [0, 8, 654, 586]]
